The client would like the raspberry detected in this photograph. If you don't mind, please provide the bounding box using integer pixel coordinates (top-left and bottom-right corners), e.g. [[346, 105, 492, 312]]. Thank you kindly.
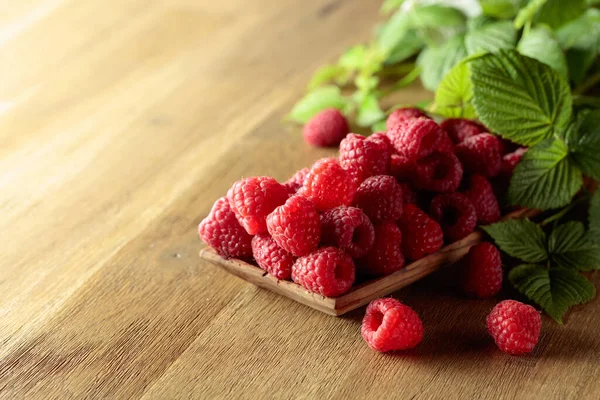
[[300, 158, 356, 211], [398, 182, 418, 204], [368, 132, 393, 151], [456, 133, 502, 178], [283, 168, 309, 194], [414, 151, 463, 193], [440, 118, 485, 144], [227, 176, 289, 235], [487, 300, 541, 355], [339, 134, 390, 184], [463, 174, 501, 224], [360, 222, 405, 277], [292, 247, 355, 297], [398, 204, 444, 260], [320, 206, 375, 258], [266, 195, 321, 256], [430, 193, 477, 242], [302, 108, 349, 147], [386, 107, 427, 130], [388, 117, 442, 161], [353, 175, 403, 223], [435, 130, 455, 153], [361, 298, 424, 352], [198, 197, 253, 259], [500, 147, 527, 176], [389, 154, 414, 182], [461, 242, 502, 298], [251, 234, 295, 280]]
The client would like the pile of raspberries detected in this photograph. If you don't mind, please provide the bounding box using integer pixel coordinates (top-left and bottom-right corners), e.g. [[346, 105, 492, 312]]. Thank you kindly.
[[199, 107, 540, 356]]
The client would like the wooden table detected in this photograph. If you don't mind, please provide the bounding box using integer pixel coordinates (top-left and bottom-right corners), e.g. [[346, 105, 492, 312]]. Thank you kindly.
[[1, 0, 598, 398]]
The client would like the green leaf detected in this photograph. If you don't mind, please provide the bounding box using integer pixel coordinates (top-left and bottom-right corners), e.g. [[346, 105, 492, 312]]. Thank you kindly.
[[307, 64, 347, 90], [339, 45, 367, 70], [567, 110, 600, 180], [482, 218, 548, 263], [356, 93, 385, 127], [381, 0, 406, 15], [548, 221, 600, 271], [480, 0, 527, 19], [508, 138, 583, 210], [384, 30, 424, 65], [417, 35, 467, 91], [534, 0, 587, 30], [556, 9, 600, 51], [408, 5, 467, 29], [590, 190, 600, 244], [378, 11, 411, 53], [467, 15, 496, 31], [287, 86, 350, 123], [470, 50, 573, 146], [566, 48, 597, 85], [429, 60, 476, 118], [509, 264, 596, 323], [514, 0, 547, 29], [371, 120, 387, 133], [465, 20, 517, 56], [517, 27, 568, 78]]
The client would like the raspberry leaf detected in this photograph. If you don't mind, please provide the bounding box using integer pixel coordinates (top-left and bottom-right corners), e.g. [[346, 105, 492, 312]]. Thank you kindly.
[[384, 30, 424, 65], [482, 219, 548, 263], [514, 0, 547, 29], [417, 35, 467, 91], [534, 0, 587, 29], [517, 27, 568, 78], [480, 0, 527, 19], [288, 86, 352, 123], [356, 93, 386, 127], [556, 9, 600, 50], [590, 191, 600, 245], [470, 51, 572, 146], [508, 138, 583, 210], [381, 0, 406, 15], [567, 110, 600, 181], [509, 264, 596, 323], [465, 20, 516, 56], [548, 222, 600, 271], [308, 65, 348, 90], [429, 60, 476, 119]]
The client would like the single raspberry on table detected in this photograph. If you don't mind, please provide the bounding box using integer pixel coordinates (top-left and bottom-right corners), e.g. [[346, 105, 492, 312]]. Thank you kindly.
[[388, 117, 442, 162], [266, 195, 321, 256], [360, 221, 405, 277], [500, 147, 528, 176], [320, 206, 375, 258], [398, 204, 444, 260], [435, 130, 455, 153], [389, 153, 414, 182], [487, 300, 541, 355], [386, 107, 427, 130], [283, 168, 309, 194], [461, 242, 502, 298], [302, 108, 349, 147], [361, 298, 424, 352], [430, 193, 477, 242], [440, 118, 485, 144], [251, 234, 295, 280], [227, 176, 289, 235], [398, 182, 418, 204], [300, 158, 357, 211], [292, 247, 355, 297], [463, 174, 501, 224], [339, 134, 390, 184], [414, 151, 463, 193], [198, 197, 253, 259], [456, 133, 502, 178], [353, 175, 403, 223]]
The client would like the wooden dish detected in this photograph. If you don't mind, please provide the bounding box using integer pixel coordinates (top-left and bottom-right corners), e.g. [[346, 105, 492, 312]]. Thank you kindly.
[[199, 208, 538, 316]]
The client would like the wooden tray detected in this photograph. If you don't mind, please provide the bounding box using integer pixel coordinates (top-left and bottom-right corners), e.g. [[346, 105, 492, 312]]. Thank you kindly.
[[200, 208, 538, 316]]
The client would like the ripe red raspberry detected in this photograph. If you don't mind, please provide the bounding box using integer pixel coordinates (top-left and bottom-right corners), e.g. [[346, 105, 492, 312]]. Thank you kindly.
[[435, 130, 455, 153], [430, 193, 477, 242], [368, 132, 393, 151], [320, 206, 375, 258], [360, 222, 405, 277], [500, 147, 527, 176], [361, 298, 424, 352], [398, 204, 444, 260], [353, 175, 403, 223], [266, 195, 321, 256], [283, 168, 309, 194], [389, 154, 414, 182], [339, 134, 390, 184], [456, 133, 502, 178], [300, 158, 356, 211], [227, 176, 289, 235], [251, 234, 295, 280], [440, 118, 485, 144], [463, 174, 501, 224], [414, 151, 463, 193], [398, 182, 418, 204], [386, 107, 427, 130], [292, 247, 355, 297], [388, 117, 442, 162], [461, 242, 502, 298], [487, 300, 541, 355], [198, 197, 253, 259], [302, 108, 349, 147]]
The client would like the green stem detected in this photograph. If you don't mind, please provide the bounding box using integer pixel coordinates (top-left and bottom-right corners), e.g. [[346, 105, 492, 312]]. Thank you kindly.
[[380, 62, 417, 77], [379, 66, 422, 98], [540, 197, 588, 227], [574, 70, 600, 95], [573, 95, 600, 108]]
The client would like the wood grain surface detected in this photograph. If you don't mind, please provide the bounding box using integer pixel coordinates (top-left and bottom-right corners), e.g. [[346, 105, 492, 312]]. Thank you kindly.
[[0, 1, 598, 399]]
